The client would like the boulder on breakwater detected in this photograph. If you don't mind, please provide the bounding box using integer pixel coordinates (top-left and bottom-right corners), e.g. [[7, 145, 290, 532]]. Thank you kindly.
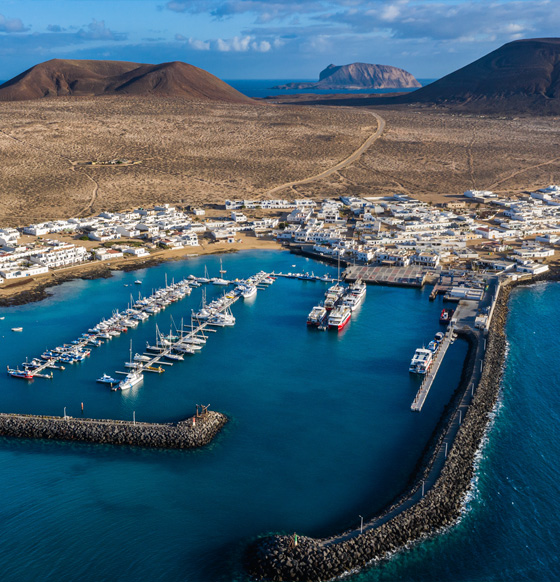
[[0, 410, 227, 450], [245, 285, 513, 582]]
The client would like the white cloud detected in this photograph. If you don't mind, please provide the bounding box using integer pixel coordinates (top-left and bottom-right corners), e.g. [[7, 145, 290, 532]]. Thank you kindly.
[[0, 14, 28, 33], [189, 37, 211, 50]]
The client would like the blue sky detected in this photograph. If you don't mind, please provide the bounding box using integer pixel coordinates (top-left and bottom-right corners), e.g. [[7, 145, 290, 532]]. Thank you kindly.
[[0, 0, 557, 80]]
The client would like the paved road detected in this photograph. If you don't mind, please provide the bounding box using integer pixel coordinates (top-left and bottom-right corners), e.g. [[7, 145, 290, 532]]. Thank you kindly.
[[266, 111, 386, 195]]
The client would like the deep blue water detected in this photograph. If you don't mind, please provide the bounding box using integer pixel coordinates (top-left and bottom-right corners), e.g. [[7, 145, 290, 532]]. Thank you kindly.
[[226, 79, 437, 99], [0, 250, 469, 581], [349, 281, 560, 582]]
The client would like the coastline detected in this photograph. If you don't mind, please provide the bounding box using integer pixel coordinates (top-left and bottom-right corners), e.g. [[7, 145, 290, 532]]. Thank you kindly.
[[0, 410, 228, 450], [0, 236, 282, 308], [244, 278, 524, 582]]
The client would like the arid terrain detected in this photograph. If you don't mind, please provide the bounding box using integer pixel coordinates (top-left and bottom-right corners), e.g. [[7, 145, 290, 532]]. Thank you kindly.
[[0, 96, 374, 226], [1, 95, 560, 227], [280, 108, 560, 202]]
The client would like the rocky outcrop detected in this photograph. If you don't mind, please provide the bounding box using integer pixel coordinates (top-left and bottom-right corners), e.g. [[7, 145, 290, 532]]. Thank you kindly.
[[245, 286, 513, 581], [272, 63, 421, 90], [0, 411, 227, 449]]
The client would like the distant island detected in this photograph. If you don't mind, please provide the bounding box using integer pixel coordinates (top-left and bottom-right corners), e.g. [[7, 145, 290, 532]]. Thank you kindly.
[[272, 62, 421, 90]]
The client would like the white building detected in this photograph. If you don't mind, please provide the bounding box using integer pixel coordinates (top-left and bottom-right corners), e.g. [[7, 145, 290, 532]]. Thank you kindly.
[[30, 244, 88, 268], [0, 264, 49, 279]]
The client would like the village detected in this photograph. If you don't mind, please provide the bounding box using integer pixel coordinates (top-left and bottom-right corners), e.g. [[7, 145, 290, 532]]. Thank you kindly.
[[1, 185, 559, 286]]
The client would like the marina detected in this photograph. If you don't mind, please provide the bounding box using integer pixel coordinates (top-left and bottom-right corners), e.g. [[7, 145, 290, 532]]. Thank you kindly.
[[0, 251, 478, 582], [7, 268, 274, 389]]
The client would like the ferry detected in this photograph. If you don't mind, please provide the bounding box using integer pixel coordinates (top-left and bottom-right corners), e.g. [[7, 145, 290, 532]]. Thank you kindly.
[[328, 305, 352, 330], [439, 308, 454, 325], [343, 279, 366, 311], [324, 284, 345, 310], [307, 305, 327, 326], [409, 348, 433, 374]]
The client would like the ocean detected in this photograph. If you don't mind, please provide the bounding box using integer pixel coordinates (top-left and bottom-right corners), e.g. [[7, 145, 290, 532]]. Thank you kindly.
[[0, 250, 470, 582], [226, 80, 437, 99]]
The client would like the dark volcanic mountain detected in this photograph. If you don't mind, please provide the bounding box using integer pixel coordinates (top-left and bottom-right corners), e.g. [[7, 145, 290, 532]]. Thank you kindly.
[[0, 59, 254, 103], [272, 62, 421, 90], [395, 37, 560, 114]]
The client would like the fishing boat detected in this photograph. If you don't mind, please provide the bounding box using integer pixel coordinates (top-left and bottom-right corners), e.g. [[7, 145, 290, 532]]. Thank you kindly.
[[439, 308, 454, 325], [7, 366, 33, 379]]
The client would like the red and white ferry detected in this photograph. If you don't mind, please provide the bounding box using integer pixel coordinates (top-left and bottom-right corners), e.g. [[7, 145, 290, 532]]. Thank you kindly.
[[327, 305, 351, 330]]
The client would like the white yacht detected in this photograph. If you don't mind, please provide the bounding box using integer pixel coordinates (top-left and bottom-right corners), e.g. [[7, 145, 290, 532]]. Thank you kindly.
[[240, 284, 257, 299], [114, 370, 143, 391]]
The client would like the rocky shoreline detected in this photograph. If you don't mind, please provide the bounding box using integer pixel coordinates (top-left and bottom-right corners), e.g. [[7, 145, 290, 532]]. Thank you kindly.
[[0, 410, 227, 450], [245, 283, 515, 582]]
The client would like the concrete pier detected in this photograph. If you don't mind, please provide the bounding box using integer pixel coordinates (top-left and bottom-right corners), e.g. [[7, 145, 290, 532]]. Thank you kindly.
[[411, 326, 454, 412]]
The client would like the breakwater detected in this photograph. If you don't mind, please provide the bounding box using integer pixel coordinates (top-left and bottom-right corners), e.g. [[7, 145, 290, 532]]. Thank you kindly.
[[0, 410, 227, 449], [245, 285, 513, 581]]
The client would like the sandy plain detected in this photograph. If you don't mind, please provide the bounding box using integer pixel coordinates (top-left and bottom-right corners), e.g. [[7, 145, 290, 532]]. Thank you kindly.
[[0, 96, 375, 227], [1, 97, 559, 230]]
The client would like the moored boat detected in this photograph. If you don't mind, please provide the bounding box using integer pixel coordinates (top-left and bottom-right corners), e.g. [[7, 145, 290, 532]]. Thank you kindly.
[[409, 348, 433, 374], [327, 305, 351, 330], [307, 305, 327, 326]]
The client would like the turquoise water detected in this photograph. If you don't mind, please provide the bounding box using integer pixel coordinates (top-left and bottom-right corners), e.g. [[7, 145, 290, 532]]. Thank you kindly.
[[0, 250, 468, 581]]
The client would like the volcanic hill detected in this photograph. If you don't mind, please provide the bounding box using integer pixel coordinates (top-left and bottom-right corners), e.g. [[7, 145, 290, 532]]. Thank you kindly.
[[272, 62, 421, 90], [0, 59, 254, 103], [396, 37, 560, 113]]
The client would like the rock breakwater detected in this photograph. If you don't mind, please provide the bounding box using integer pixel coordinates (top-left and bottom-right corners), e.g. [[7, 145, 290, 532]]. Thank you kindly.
[[0, 411, 227, 449], [246, 286, 513, 582]]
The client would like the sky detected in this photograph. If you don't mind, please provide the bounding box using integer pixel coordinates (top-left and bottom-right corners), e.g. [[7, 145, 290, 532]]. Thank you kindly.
[[0, 0, 558, 81]]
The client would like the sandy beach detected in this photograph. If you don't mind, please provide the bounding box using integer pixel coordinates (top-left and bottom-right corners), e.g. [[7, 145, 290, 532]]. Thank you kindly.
[[0, 233, 282, 307]]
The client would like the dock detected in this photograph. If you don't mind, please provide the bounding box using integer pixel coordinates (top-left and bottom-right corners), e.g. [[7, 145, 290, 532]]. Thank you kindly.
[[410, 326, 454, 412], [112, 271, 274, 386], [343, 265, 428, 287]]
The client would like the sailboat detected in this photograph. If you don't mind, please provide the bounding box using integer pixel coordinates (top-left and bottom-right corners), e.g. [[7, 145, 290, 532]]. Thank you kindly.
[[212, 258, 229, 286], [198, 265, 211, 284]]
